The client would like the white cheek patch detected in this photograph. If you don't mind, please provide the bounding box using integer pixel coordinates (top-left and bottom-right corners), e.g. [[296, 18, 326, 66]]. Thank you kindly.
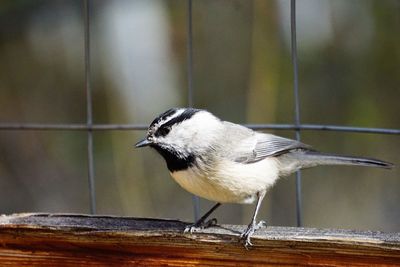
[[164, 111, 222, 153]]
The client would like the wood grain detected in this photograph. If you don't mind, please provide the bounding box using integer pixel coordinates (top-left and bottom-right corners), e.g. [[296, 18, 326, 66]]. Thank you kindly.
[[0, 213, 399, 266]]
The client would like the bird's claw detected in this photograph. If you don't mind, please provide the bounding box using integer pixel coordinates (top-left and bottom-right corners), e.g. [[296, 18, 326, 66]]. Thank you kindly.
[[184, 218, 218, 233], [240, 225, 255, 248], [239, 220, 267, 249], [256, 220, 267, 229]]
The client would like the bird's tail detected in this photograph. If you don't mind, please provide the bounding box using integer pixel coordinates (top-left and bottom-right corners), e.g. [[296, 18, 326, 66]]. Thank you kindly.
[[302, 151, 393, 169], [278, 150, 393, 176]]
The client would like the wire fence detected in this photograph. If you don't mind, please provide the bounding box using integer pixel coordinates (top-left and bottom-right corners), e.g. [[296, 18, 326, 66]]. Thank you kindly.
[[1, 123, 399, 134], [84, 0, 96, 215], [290, 0, 302, 227], [0, 0, 399, 226]]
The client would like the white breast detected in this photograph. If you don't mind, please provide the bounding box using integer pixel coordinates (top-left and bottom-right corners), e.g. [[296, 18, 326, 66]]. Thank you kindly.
[[170, 158, 280, 204]]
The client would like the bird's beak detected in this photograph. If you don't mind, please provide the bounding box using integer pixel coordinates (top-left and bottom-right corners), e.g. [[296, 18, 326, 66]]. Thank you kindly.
[[135, 138, 152, 148]]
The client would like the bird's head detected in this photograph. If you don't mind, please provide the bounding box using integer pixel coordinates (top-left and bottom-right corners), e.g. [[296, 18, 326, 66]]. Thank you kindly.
[[135, 108, 222, 160]]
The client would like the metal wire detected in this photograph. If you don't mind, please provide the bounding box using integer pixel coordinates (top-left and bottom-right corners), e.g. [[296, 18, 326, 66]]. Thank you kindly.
[[84, 0, 96, 215], [291, 0, 303, 227], [186, 0, 200, 222], [0, 1, 398, 226], [187, 0, 194, 109], [1, 123, 399, 135]]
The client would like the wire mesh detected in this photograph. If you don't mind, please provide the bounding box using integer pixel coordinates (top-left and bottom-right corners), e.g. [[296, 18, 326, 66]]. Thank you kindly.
[[84, 0, 96, 215], [1, 123, 399, 134], [0, 1, 398, 224], [290, 0, 303, 227]]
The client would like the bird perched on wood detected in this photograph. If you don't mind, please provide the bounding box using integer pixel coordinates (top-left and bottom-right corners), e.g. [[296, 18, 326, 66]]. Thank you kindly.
[[135, 108, 393, 247]]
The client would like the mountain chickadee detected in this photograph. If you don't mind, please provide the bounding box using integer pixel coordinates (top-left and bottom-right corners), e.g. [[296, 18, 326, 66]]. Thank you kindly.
[[135, 108, 393, 247]]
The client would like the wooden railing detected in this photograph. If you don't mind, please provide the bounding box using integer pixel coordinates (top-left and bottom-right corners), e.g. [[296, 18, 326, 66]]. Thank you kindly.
[[0, 213, 399, 266]]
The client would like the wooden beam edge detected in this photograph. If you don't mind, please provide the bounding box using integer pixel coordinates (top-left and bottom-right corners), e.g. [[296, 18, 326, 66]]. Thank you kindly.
[[0, 213, 399, 266], [1, 213, 399, 247]]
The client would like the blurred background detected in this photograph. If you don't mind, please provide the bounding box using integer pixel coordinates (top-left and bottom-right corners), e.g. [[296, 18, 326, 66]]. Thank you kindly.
[[0, 0, 399, 232]]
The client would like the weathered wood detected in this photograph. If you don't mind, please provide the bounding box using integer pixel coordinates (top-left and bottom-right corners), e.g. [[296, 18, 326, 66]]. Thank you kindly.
[[0, 213, 399, 266]]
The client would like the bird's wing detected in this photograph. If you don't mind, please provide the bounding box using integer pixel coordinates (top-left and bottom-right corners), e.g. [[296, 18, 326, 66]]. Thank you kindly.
[[232, 133, 312, 164]]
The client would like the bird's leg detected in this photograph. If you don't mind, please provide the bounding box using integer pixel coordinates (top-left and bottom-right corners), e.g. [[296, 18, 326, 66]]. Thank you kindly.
[[184, 202, 221, 233], [240, 191, 267, 248]]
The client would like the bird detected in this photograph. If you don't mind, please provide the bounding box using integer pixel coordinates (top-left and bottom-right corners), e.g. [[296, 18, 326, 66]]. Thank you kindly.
[[135, 107, 393, 247]]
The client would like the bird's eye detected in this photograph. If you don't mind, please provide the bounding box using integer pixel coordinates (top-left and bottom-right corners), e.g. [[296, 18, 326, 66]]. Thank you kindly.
[[157, 126, 171, 137]]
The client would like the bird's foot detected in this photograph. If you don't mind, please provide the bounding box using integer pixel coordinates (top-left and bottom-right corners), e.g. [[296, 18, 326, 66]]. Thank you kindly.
[[239, 220, 267, 249], [184, 218, 218, 234]]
